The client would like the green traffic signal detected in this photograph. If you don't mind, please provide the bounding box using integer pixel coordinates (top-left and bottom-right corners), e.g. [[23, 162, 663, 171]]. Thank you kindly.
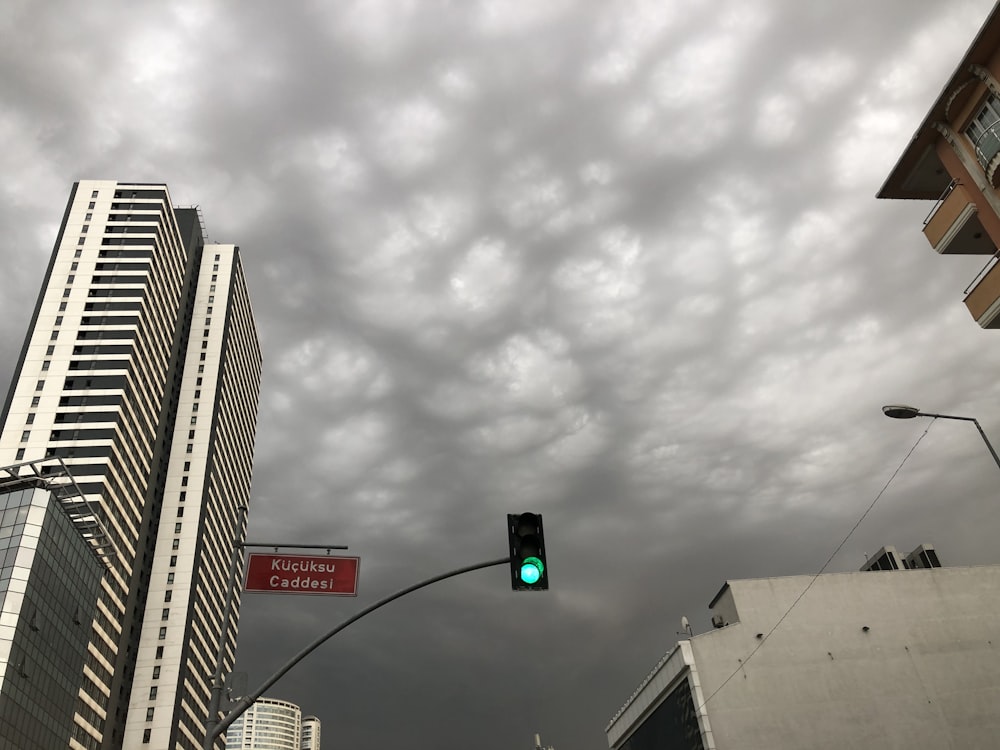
[[520, 556, 544, 585], [507, 513, 549, 591]]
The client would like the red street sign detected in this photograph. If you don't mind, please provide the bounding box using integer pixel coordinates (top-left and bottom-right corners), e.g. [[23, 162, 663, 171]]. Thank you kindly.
[[245, 553, 359, 596]]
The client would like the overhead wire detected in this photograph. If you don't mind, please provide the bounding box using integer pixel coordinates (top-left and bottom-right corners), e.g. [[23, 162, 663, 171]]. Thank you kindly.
[[694, 418, 935, 713]]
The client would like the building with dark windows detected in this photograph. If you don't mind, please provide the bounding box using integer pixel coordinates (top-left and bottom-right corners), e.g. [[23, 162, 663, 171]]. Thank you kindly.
[[880, 1, 1000, 328], [0, 181, 261, 749], [605, 548, 1000, 750]]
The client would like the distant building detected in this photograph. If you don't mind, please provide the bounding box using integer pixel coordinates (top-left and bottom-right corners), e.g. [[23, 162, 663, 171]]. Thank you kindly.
[[300, 715, 321, 750], [225, 697, 302, 750], [605, 547, 1000, 749], [880, 1, 1000, 328]]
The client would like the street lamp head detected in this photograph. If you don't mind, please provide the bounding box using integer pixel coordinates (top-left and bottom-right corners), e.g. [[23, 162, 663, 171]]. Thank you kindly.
[[882, 404, 922, 419]]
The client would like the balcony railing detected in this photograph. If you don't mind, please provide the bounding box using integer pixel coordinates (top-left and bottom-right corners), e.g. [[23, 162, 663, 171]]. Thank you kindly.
[[964, 252, 1000, 328], [973, 118, 1000, 174]]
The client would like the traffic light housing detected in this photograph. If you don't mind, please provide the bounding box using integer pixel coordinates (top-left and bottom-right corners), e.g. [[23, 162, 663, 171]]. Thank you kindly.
[[507, 513, 548, 591]]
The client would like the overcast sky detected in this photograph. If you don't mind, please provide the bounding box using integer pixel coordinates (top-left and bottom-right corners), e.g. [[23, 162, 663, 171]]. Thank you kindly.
[[4, 1, 1000, 748]]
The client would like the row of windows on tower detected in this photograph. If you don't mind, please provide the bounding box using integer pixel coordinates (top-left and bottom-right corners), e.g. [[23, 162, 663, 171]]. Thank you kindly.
[[142, 264, 217, 744]]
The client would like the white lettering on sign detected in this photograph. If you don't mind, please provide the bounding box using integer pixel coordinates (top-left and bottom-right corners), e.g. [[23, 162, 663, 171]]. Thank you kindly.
[[268, 575, 338, 590], [270, 558, 336, 574]]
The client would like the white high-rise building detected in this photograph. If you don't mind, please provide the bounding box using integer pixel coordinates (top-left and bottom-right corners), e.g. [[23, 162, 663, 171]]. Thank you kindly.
[[300, 715, 321, 750], [225, 697, 302, 750], [0, 181, 261, 749]]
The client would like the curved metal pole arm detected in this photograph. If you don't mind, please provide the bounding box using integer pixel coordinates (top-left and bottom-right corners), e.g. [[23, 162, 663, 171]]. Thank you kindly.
[[207, 555, 511, 746], [919, 413, 1000, 472]]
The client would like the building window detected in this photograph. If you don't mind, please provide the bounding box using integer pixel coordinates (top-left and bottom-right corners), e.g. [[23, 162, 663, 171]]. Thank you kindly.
[[169, 556, 177, 567], [149, 686, 158, 700], [91, 190, 98, 198], [185, 444, 193, 454], [199, 353, 206, 361], [161, 608, 169, 620], [77, 238, 85, 246], [146, 707, 155, 721], [172, 539, 180, 550], [85, 213, 92, 221], [63, 288, 71, 298], [177, 507, 184, 517], [194, 390, 201, 399], [26, 413, 34, 425], [20, 431, 29, 442], [35, 380, 44, 391], [155, 646, 163, 659], [31, 396, 39, 407], [181, 476, 188, 487], [166, 573, 174, 584], [55, 316, 63, 325], [81, 225, 88, 233], [50, 330, 58, 340], [208, 296, 214, 303], [152, 666, 160, 679], [15, 449, 24, 460], [158, 627, 166, 640], [967, 92, 1000, 169], [142, 728, 151, 743], [165, 589, 173, 602], [58, 302, 67, 311], [179, 491, 186, 502], [41, 361, 50, 371], [196, 377, 203, 385]]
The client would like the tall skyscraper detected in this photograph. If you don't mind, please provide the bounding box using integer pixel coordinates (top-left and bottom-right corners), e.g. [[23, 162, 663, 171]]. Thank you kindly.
[[0, 180, 261, 749]]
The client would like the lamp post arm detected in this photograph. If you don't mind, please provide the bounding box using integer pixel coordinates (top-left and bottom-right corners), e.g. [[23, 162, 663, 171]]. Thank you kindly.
[[972, 419, 1000, 471], [918, 413, 1000, 472], [206, 555, 512, 747]]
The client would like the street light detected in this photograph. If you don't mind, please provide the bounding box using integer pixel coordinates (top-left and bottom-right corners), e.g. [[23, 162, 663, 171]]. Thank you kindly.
[[881, 404, 1000, 471]]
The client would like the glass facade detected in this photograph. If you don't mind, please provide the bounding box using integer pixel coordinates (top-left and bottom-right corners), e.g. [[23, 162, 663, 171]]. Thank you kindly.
[[619, 678, 705, 750], [0, 484, 104, 749]]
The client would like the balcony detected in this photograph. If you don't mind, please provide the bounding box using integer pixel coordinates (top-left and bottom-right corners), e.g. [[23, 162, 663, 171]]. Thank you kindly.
[[974, 119, 1000, 186], [922, 182, 994, 254], [964, 255, 1000, 328]]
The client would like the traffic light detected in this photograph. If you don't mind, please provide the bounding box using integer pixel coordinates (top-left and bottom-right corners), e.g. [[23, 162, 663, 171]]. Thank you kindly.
[[507, 513, 548, 591]]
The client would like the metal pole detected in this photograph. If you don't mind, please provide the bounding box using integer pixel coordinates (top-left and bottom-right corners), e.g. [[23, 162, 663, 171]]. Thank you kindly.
[[204, 505, 249, 748], [206, 555, 511, 746], [917, 412, 1000, 472]]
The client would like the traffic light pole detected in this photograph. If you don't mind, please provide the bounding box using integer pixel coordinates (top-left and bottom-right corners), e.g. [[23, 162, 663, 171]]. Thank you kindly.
[[204, 555, 512, 749]]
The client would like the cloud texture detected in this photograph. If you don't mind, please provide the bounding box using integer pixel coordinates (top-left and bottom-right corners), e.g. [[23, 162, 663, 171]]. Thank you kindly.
[[3, 1, 1000, 749]]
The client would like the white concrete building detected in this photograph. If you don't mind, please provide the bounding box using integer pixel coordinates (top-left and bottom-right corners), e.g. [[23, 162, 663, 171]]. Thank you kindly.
[[225, 697, 302, 750], [300, 715, 321, 750], [606, 558, 1000, 750], [0, 181, 261, 749]]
